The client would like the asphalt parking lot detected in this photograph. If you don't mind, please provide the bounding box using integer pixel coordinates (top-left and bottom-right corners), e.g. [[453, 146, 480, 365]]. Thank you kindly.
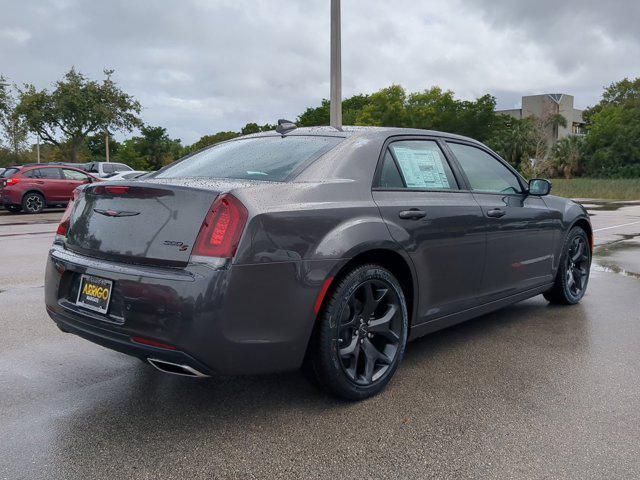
[[1, 202, 639, 479]]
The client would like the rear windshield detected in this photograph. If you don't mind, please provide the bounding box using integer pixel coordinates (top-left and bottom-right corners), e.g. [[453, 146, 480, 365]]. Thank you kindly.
[[154, 136, 343, 182], [2, 168, 20, 178]]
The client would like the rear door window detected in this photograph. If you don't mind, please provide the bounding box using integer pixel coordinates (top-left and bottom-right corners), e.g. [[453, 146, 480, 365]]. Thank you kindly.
[[385, 140, 458, 190], [378, 151, 404, 188], [154, 136, 343, 182], [29, 168, 62, 179]]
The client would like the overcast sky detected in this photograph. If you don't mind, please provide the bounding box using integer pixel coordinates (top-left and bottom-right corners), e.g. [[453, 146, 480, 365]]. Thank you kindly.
[[1, 0, 638, 144]]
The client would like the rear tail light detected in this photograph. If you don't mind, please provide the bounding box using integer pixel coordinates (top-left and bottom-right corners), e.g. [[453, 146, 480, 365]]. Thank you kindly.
[[56, 188, 84, 238], [192, 194, 248, 259], [6, 178, 20, 186]]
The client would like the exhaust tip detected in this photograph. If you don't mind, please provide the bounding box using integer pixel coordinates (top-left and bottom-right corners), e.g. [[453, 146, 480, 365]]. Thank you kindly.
[[147, 358, 209, 378]]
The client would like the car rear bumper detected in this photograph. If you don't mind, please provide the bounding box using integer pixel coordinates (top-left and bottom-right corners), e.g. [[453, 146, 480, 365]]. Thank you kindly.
[[2, 188, 20, 206], [45, 244, 339, 375]]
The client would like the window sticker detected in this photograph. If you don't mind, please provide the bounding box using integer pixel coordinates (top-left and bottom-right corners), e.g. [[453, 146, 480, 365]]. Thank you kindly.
[[393, 147, 451, 189]]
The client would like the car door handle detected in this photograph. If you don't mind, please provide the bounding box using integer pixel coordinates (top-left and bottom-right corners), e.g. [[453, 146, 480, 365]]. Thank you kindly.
[[487, 208, 506, 218], [398, 209, 427, 220]]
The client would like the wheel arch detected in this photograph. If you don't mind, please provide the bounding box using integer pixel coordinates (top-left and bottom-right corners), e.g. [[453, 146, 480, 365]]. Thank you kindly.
[[21, 189, 47, 203], [318, 247, 418, 328], [570, 217, 593, 252]]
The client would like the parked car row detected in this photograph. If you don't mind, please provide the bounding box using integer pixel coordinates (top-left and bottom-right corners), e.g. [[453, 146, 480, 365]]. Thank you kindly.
[[0, 162, 150, 214], [0, 165, 100, 214]]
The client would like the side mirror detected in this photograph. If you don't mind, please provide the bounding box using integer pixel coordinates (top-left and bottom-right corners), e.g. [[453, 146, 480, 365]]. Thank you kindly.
[[528, 178, 552, 196]]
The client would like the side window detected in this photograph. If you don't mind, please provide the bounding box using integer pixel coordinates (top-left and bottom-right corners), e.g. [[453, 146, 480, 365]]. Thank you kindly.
[[31, 168, 61, 179], [62, 169, 90, 181], [22, 169, 37, 178], [388, 140, 457, 190], [447, 143, 523, 194], [87, 163, 99, 173], [378, 150, 404, 188], [103, 164, 115, 174]]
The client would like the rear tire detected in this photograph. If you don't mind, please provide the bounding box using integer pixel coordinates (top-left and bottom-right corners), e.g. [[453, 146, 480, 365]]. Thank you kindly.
[[543, 227, 591, 305], [22, 192, 45, 214], [307, 264, 409, 401]]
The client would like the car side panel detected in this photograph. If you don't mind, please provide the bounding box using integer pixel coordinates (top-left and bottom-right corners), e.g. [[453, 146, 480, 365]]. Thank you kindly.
[[373, 190, 486, 322], [472, 192, 558, 303]]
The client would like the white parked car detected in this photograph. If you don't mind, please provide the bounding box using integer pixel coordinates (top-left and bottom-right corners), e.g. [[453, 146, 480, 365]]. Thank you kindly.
[[104, 170, 149, 180], [84, 162, 133, 178]]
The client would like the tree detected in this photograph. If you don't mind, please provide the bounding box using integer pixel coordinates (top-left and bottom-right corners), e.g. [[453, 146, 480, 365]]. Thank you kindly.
[[406, 88, 497, 141], [181, 131, 240, 156], [548, 136, 585, 179], [486, 116, 537, 170], [581, 77, 640, 177], [297, 94, 370, 127], [356, 85, 409, 127], [241, 122, 275, 135], [15, 68, 141, 162], [0, 76, 29, 163], [135, 125, 182, 170], [86, 132, 120, 160], [583, 77, 640, 126]]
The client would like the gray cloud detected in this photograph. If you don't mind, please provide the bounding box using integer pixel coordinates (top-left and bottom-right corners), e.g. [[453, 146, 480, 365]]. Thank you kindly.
[[0, 0, 638, 143]]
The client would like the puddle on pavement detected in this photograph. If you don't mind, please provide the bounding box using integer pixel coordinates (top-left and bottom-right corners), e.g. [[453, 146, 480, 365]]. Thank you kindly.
[[580, 201, 640, 212], [593, 232, 640, 280], [593, 262, 640, 280]]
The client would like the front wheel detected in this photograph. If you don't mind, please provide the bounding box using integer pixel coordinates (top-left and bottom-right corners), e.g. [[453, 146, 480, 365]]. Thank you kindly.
[[307, 264, 409, 400], [544, 227, 591, 305]]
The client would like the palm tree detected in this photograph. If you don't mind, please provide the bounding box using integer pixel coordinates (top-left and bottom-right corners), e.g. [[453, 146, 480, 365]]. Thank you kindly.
[[551, 136, 585, 179]]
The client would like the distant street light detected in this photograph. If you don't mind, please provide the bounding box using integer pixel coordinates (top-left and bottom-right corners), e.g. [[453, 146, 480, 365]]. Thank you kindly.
[[330, 0, 342, 130], [105, 130, 110, 163]]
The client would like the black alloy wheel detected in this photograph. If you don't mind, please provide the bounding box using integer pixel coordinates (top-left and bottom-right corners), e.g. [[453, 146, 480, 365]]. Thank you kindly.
[[337, 279, 403, 385], [544, 227, 591, 305], [307, 264, 408, 400], [565, 234, 590, 298]]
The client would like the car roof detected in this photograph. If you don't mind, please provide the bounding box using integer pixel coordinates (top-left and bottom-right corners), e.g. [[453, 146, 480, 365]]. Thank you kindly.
[[241, 125, 481, 144]]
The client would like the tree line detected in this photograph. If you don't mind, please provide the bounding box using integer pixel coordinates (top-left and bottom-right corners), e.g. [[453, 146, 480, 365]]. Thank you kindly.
[[0, 68, 638, 178]]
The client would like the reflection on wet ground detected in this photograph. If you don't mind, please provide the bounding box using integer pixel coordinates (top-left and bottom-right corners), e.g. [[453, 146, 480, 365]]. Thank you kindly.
[[593, 232, 640, 280], [580, 201, 640, 212]]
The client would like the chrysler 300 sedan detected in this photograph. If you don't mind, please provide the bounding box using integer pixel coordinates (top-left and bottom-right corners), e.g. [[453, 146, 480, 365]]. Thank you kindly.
[[45, 124, 592, 400]]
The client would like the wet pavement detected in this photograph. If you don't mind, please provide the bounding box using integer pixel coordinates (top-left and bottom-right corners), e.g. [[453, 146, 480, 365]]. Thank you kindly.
[[1, 202, 639, 479]]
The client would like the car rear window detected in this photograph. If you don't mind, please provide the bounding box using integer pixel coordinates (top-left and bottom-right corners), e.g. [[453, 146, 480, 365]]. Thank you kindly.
[[154, 136, 343, 182], [2, 168, 20, 178]]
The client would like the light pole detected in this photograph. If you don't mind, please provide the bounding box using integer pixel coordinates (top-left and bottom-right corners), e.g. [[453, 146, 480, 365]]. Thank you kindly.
[[105, 130, 110, 163], [36, 134, 40, 163], [330, 0, 342, 130]]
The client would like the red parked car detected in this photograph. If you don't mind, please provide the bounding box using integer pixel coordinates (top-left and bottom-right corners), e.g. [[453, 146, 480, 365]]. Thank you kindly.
[[0, 165, 100, 214]]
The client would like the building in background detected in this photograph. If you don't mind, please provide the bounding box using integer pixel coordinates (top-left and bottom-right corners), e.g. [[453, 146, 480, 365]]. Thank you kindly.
[[496, 94, 585, 146]]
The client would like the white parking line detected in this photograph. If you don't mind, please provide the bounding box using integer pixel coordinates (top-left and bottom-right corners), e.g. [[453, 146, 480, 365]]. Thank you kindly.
[[594, 220, 640, 232]]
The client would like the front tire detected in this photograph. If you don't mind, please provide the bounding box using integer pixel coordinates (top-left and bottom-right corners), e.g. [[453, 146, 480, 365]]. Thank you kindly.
[[22, 192, 45, 214], [544, 227, 591, 305], [307, 264, 409, 400]]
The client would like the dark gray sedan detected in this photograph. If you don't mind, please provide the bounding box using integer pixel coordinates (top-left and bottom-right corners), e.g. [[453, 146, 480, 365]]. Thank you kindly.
[[45, 125, 592, 400]]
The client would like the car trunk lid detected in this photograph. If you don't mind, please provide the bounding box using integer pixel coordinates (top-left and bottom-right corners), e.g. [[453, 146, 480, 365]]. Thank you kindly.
[[65, 182, 221, 267]]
